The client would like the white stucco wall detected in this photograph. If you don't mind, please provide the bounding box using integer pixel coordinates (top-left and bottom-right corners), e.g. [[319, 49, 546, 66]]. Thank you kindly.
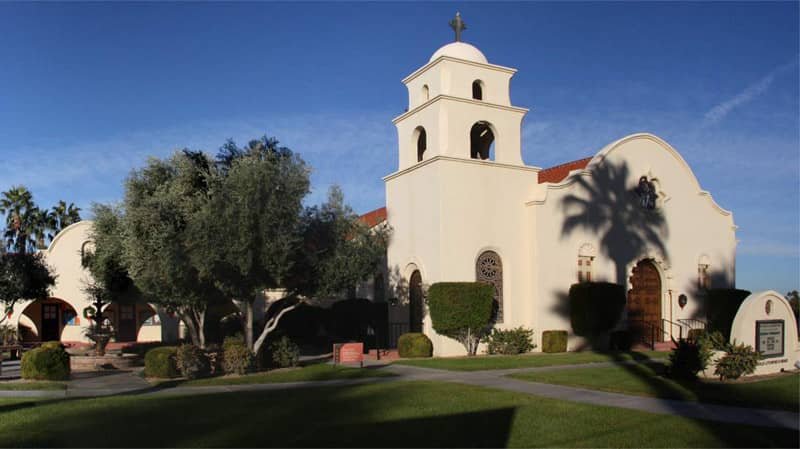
[[529, 134, 737, 350], [384, 39, 739, 357], [8, 221, 174, 344]]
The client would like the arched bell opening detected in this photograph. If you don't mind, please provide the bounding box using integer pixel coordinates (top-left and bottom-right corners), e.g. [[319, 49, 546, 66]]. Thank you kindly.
[[414, 126, 427, 162], [470, 121, 495, 160]]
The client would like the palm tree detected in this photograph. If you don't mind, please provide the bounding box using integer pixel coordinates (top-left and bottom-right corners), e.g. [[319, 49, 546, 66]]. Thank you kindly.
[[51, 200, 82, 235], [0, 186, 36, 254], [31, 207, 56, 250]]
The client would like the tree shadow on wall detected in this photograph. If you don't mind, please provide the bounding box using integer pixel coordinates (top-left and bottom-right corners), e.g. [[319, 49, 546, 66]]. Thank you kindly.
[[560, 158, 669, 286], [550, 159, 791, 439]]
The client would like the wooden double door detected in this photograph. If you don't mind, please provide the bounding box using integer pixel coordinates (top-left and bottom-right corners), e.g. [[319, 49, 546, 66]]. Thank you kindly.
[[627, 260, 662, 342]]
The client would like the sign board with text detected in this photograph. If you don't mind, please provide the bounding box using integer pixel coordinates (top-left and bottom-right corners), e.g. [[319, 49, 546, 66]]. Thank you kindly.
[[756, 320, 784, 358], [333, 342, 364, 367]]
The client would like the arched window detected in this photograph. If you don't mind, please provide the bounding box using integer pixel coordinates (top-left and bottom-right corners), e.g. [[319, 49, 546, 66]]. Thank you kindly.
[[409, 270, 424, 332], [415, 127, 427, 162], [698, 255, 711, 290], [421, 84, 429, 102], [470, 121, 495, 160], [578, 243, 596, 283], [476, 251, 503, 323], [472, 80, 483, 100]]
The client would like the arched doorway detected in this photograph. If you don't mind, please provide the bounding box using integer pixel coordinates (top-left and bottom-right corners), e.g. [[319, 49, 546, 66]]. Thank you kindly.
[[20, 298, 79, 343], [409, 270, 424, 333], [627, 259, 662, 342]]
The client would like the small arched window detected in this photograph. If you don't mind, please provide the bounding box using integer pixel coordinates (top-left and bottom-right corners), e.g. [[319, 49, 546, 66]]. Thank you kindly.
[[472, 80, 483, 100], [421, 84, 429, 102], [415, 127, 427, 162], [578, 244, 597, 283], [470, 121, 495, 160]]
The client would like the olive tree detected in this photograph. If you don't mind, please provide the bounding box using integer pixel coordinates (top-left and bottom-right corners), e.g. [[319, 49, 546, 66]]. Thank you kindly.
[[121, 150, 225, 348]]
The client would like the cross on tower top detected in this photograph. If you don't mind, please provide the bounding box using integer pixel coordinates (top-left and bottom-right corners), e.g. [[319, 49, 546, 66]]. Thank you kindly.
[[449, 12, 467, 42]]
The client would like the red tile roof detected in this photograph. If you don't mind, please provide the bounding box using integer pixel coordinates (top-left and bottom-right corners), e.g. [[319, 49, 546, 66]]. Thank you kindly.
[[537, 157, 592, 184], [358, 206, 387, 228]]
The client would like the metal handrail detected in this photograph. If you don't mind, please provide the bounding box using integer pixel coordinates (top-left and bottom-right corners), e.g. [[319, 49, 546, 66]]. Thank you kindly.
[[677, 318, 707, 330], [662, 318, 683, 342]]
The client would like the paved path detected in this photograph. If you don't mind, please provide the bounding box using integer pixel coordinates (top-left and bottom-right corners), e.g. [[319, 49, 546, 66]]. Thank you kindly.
[[2, 360, 798, 431]]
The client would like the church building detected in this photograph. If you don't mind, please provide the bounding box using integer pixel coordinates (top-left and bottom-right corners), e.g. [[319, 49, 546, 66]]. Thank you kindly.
[[367, 15, 737, 356]]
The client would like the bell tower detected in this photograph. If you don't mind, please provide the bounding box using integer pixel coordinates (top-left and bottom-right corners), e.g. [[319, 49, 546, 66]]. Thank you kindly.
[[385, 15, 538, 356], [392, 13, 528, 169]]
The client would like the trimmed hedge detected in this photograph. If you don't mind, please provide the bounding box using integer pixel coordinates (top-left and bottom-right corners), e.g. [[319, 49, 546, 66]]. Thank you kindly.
[[144, 346, 179, 378], [541, 330, 568, 353], [21, 345, 70, 380], [398, 333, 433, 358], [668, 339, 711, 380], [428, 282, 494, 355], [569, 282, 626, 337], [706, 288, 751, 340]]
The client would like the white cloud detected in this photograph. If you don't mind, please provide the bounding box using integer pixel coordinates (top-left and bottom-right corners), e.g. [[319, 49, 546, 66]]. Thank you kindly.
[[702, 60, 798, 127]]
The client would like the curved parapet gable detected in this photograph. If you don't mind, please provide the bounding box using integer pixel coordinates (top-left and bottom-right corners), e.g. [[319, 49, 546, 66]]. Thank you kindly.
[[529, 133, 734, 221], [44, 220, 93, 255]]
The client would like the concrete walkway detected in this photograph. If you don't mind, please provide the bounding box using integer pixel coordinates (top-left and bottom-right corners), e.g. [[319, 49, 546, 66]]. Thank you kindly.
[[2, 359, 798, 431]]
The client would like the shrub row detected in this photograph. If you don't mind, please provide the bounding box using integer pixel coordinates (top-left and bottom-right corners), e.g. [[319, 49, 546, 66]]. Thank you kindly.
[[541, 330, 567, 353]]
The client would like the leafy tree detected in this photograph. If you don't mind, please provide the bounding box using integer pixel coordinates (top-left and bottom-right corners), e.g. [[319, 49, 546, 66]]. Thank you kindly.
[[0, 252, 56, 325], [427, 282, 494, 356], [787, 290, 799, 334], [82, 204, 138, 354], [191, 137, 310, 353], [122, 151, 224, 348]]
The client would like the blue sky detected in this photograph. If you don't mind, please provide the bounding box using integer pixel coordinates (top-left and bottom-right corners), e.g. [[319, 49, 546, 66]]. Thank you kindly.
[[1, 2, 798, 293]]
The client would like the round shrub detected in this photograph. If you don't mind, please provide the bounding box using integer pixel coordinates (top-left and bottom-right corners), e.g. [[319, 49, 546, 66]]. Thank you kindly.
[[398, 332, 433, 358], [482, 327, 535, 355], [21, 345, 70, 380], [668, 339, 711, 380], [714, 341, 759, 381], [40, 341, 64, 350], [144, 346, 179, 378], [267, 336, 300, 368], [176, 344, 210, 379], [223, 336, 254, 375], [541, 330, 568, 353]]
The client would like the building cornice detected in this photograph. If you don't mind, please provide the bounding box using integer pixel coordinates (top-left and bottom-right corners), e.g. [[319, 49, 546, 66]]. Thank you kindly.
[[402, 56, 517, 85], [392, 95, 529, 124], [383, 155, 539, 182]]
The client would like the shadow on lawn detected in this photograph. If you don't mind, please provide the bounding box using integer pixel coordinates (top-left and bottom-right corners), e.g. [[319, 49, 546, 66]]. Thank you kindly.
[[0, 384, 518, 448]]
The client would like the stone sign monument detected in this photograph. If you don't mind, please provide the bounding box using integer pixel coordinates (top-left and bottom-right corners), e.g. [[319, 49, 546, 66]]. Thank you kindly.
[[729, 290, 799, 375]]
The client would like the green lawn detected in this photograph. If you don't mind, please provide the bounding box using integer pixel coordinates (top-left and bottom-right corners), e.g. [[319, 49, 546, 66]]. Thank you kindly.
[[394, 350, 667, 371], [0, 381, 66, 391], [0, 381, 795, 447], [510, 362, 800, 412], [174, 363, 395, 387]]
